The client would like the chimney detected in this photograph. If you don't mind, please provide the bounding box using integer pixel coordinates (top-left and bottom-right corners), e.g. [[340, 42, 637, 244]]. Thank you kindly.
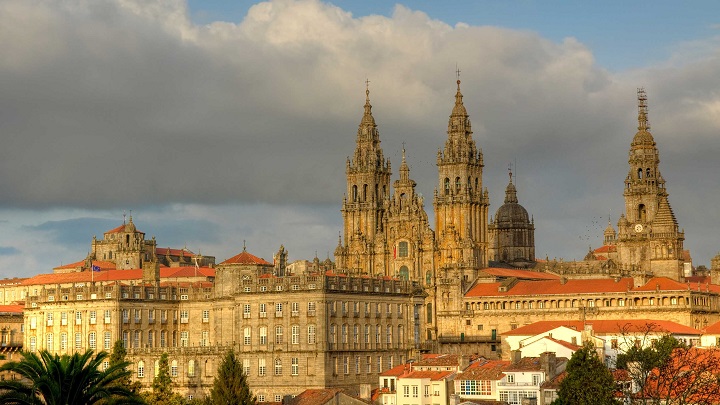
[[540, 352, 557, 380], [511, 349, 522, 364], [458, 354, 469, 371]]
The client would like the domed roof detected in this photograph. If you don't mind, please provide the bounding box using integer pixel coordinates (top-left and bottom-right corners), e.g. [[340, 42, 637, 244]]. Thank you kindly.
[[494, 178, 530, 225]]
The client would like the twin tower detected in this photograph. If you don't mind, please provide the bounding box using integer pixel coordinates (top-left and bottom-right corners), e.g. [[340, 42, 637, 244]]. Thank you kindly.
[[334, 80, 535, 289]]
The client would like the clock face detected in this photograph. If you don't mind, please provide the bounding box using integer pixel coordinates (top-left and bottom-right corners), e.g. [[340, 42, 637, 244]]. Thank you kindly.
[[634, 224, 643, 233]]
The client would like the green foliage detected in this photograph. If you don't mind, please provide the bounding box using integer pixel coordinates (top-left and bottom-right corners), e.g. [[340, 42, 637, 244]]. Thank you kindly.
[[142, 353, 186, 405], [557, 342, 617, 405], [104, 340, 142, 404], [209, 350, 256, 405], [616, 334, 682, 401], [0, 349, 145, 405]]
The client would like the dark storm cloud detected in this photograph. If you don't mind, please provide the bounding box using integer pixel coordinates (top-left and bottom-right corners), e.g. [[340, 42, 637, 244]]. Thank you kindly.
[[1, 0, 720, 271]]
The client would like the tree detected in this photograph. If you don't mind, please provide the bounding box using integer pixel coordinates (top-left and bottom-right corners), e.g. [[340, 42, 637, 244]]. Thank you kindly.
[[107, 339, 143, 399], [616, 333, 680, 403], [554, 342, 617, 405], [142, 353, 185, 405], [209, 350, 256, 405], [0, 349, 144, 405], [638, 345, 720, 405]]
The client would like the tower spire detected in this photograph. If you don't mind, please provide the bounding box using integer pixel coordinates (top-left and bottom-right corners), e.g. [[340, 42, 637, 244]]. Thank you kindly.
[[637, 87, 650, 132]]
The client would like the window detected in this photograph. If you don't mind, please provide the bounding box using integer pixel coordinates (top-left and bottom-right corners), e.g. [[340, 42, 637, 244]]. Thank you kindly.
[[275, 303, 283, 317], [355, 356, 360, 374], [137, 361, 145, 378], [147, 330, 154, 348], [259, 358, 266, 376], [201, 309, 209, 322], [61, 312, 68, 325], [307, 324, 316, 344], [201, 331, 209, 347], [342, 324, 348, 343], [506, 374, 515, 383], [60, 333, 67, 350], [275, 358, 282, 375], [398, 241, 409, 257], [180, 310, 189, 323], [330, 324, 336, 344], [243, 305, 250, 318], [46, 333, 53, 350], [171, 360, 178, 377], [366, 356, 372, 373], [75, 333, 82, 349], [275, 326, 283, 344], [375, 324, 381, 344], [29, 336, 36, 352], [353, 324, 359, 344], [364, 324, 370, 344], [244, 327, 251, 345], [260, 327, 267, 345], [413, 385, 419, 397], [291, 357, 299, 376], [134, 309, 141, 322], [291, 302, 299, 316], [259, 303, 267, 318], [386, 325, 392, 344], [377, 356, 382, 373], [403, 386, 410, 397], [243, 359, 250, 375], [180, 331, 189, 347], [76, 311, 82, 324], [307, 301, 316, 315], [343, 356, 349, 374], [160, 331, 167, 348], [188, 360, 195, 377], [104, 331, 112, 350], [291, 325, 299, 344]]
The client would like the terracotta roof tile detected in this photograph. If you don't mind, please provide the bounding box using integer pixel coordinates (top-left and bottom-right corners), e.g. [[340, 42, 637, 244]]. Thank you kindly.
[[506, 357, 542, 372], [502, 319, 700, 336], [702, 320, 720, 334], [465, 277, 634, 297], [414, 354, 460, 367], [55, 260, 116, 270], [220, 250, 272, 265], [156, 247, 194, 257], [456, 360, 510, 381], [380, 364, 410, 377], [288, 389, 343, 405], [634, 277, 692, 292], [594, 245, 617, 254], [480, 268, 560, 280], [400, 370, 455, 380], [21, 266, 214, 286], [0, 305, 24, 314]]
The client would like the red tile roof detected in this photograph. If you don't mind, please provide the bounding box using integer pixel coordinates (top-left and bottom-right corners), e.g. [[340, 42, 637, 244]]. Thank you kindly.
[[594, 245, 617, 254], [502, 319, 700, 336], [481, 268, 560, 280], [156, 247, 194, 257], [400, 370, 454, 381], [505, 357, 542, 372], [633, 277, 691, 292], [21, 266, 214, 286], [220, 250, 271, 265], [703, 320, 720, 334], [0, 305, 24, 314], [287, 389, 346, 405], [465, 277, 634, 297], [455, 360, 510, 381], [414, 354, 460, 367], [55, 260, 116, 270], [0, 277, 28, 286], [379, 364, 410, 377]]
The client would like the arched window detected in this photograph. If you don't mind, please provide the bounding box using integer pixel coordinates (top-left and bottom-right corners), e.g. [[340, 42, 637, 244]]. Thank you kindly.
[[154, 360, 160, 377], [647, 168, 651, 178], [329, 324, 336, 344], [637, 168, 643, 179], [188, 360, 195, 377], [137, 361, 144, 378], [426, 303, 433, 323], [444, 178, 450, 195], [386, 325, 392, 344], [399, 266, 409, 280], [426, 271, 432, 286], [352, 185, 358, 202], [375, 184, 379, 201], [363, 184, 368, 202], [455, 177, 461, 193], [468, 176, 472, 193], [638, 204, 646, 222], [341, 324, 348, 344]]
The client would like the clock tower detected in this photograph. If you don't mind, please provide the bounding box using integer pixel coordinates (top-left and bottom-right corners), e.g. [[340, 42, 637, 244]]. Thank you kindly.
[[615, 89, 684, 281]]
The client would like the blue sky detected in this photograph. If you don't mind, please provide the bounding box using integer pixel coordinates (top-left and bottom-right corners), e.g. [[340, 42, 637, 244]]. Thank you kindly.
[[187, 0, 720, 71], [1, 0, 720, 279]]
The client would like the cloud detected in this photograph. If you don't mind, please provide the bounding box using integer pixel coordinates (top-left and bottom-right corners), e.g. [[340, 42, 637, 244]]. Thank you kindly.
[[0, 246, 19, 255], [1, 0, 719, 274]]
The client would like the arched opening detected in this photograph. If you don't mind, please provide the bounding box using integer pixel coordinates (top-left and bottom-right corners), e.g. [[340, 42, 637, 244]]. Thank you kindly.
[[363, 184, 368, 202], [638, 204, 646, 222], [426, 304, 432, 323], [468, 176, 472, 193], [444, 178, 450, 195], [646, 168, 651, 178], [455, 177, 461, 193], [399, 266, 409, 280], [637, 168, 643, 179], [425, 271, 432, 286], [398, 241, 409, 258], [352, 185, 358, 202]]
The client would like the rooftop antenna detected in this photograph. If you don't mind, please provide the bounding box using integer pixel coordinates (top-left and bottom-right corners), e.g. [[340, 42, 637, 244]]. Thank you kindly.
[[123, 210, 126, 224]]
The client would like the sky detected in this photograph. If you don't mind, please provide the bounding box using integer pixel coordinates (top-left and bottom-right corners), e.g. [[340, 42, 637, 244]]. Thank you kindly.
[[1, 0, 720, 279]]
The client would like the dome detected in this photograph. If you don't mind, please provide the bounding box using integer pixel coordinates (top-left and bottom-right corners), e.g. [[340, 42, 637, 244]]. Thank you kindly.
[[494, 179, 530, 225]]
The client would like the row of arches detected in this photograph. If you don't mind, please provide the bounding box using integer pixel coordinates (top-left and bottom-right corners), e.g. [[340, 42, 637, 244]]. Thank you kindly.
[[465, 294, 697, 311], [443, 176, 479, 196], [328, 323, 405, 348], [351, 183, 387, 202]]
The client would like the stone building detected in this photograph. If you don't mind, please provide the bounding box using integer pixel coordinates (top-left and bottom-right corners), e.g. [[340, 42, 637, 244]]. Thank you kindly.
[[488, 174, 535, 267]]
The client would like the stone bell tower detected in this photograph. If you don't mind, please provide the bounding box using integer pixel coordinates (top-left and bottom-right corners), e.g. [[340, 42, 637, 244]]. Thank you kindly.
[[615, 89, 684, 281], [336, 84, 392, 275], [433, 76, 489, 288]]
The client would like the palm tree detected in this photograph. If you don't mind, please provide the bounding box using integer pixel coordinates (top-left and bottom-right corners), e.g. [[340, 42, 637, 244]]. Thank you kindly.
[[0, 349, 145, 405]]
